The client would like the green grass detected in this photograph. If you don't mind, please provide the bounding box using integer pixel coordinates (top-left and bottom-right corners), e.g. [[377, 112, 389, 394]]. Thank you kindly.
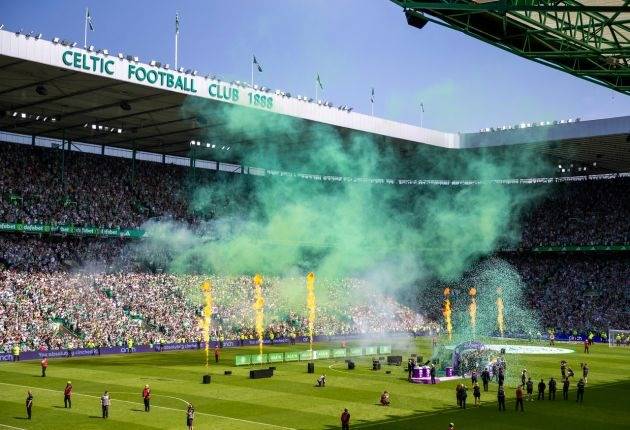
[[0, 338, 629, 429]]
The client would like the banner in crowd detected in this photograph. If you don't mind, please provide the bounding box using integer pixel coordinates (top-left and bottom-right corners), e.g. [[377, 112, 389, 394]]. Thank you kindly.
[[533, 244, 630, 252], [0, 221, 145, 238]]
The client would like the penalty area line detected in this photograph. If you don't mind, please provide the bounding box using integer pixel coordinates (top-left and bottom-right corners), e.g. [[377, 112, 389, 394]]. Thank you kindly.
[[0, 382, 295, 430]]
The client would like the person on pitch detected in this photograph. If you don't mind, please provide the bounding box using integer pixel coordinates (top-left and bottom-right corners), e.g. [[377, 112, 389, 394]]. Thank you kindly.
[[526, 377, 534, 401], [64, 381, 72, 408], [142, 384, 151, 412], [582, 362, 589, 384], [497, 386, 506, 411], [341, 408, 350, 430], [25, 390, 33, 419], [548, 377, 557, 400], [576, 378, 585, 403], [101, 391, 110, 418], [515, 385, 524, 412], [380, 390, 390, 406], [186, 403, 195, 429], [40, 356, 48, 377], [537, 378, 546, 400], [562, 377, 570, 400], [12, 344, 20, 362], [481, 368, 490, 391], [473, 382, 481, 406], [317, 374, 326, 387]]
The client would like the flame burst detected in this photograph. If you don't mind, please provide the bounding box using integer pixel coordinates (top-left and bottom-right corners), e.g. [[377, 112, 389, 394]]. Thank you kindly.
[[442, 288, 452, 341], [202, 280, 213, 369], [252, 274, 265, 361], [306, 272, 316, 360], [469, 287, 477, 337], [496, 287, 505, 337]]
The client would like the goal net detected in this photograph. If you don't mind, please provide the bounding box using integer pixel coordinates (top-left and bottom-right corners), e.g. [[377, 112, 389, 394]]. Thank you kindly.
[[608, 329, 630, 347]]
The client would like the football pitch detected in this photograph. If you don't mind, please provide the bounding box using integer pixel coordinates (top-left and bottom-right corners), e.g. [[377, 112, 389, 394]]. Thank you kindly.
[[1, 338, 628, 430]]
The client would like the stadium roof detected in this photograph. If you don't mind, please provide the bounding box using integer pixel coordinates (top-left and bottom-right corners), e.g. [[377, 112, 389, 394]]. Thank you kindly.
[[0, 28, 629, 173], [392, 0, 630, 95]]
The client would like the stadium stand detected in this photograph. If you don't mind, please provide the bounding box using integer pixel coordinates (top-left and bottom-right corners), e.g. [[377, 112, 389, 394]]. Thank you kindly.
[[1, 141, 629, 353]]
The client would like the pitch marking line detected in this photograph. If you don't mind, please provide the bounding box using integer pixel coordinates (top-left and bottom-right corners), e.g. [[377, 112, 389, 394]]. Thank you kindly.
[[0, 382, 295, 430], [0, 424, 27, 430]]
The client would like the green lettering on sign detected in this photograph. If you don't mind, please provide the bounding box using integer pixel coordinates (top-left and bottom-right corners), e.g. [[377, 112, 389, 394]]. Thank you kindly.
[[284, 352, 299, 362], [364, 346, 378, 355], [333, 348, 347, 358], [251, 354, 268, 364], [235, 355, 251, 366], [348, 347, 363, 357], [268, 353, 284, 363]]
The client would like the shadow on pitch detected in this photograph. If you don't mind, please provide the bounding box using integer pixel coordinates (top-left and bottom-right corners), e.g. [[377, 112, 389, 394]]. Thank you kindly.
[[322, 379, 630, 430]]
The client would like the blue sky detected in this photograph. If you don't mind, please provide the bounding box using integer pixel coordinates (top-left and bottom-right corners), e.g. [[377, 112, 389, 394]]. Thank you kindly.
[[2, 0, 629, 132]]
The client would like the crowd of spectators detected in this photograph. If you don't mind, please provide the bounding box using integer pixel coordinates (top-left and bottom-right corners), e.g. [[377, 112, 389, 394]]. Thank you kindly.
[[520, 178, 630, 247], [0, 271, 432, 353], [0, 142, 190, 228], [0, 235, 128, 272], [511, 254, 630, 333], [1, 141, 629, 246]]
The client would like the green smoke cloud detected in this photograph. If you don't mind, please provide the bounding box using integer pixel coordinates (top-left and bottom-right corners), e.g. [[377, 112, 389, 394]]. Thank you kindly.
[[133, 99, 551, 291]]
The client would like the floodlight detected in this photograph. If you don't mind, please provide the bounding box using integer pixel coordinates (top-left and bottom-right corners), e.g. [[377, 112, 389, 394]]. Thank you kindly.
[[88, 45, 95, 51], [36, 33, 42, 39], [53, 37, 60, 43], [118, 53, 124, 59], [102, 49, 109, 56], [405, 9, 428, 29], [150, 60, 157, 66]]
